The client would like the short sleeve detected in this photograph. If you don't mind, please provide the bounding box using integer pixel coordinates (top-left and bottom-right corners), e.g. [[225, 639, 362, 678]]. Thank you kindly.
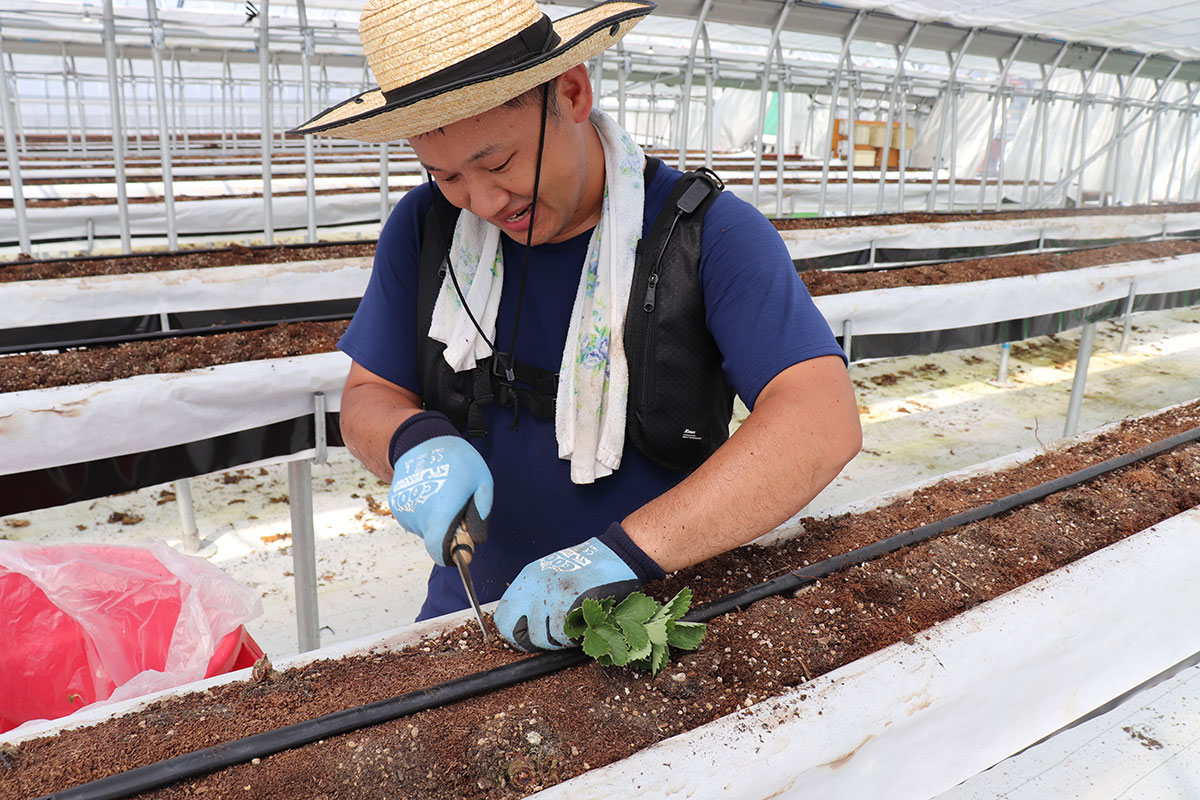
[[699, 193, 845, 409], [336, 183, 433, 394]]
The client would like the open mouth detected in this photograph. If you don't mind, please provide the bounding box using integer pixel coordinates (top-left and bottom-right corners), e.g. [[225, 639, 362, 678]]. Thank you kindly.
[[504, 206, 530, 224]]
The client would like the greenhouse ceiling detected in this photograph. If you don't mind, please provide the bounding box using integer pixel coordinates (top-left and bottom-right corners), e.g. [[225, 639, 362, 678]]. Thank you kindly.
[[0, 0, 1197, 84]]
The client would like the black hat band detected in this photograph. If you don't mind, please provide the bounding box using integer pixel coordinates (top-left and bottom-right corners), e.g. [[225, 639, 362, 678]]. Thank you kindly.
[[381, 14, 562, 107]]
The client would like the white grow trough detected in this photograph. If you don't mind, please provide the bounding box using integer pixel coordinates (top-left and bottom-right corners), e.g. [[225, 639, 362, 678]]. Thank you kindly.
[[6, 407, 1198, 799]]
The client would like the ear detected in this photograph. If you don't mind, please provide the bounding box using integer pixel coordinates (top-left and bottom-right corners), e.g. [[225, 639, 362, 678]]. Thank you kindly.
[[556, 64, 594, 125]]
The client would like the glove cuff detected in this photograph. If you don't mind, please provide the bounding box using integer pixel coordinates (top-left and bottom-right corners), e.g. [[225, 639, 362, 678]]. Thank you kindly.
[[388, 411, 460, 466], [598, 522, 666, 583]]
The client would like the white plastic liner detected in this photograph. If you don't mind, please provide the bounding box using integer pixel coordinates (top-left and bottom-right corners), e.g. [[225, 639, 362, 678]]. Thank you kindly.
[[1, 257, 372, 328], [5, 413, 1198, 800], [777, 210, 1200, 261], [539, 507, 1200, 799], [0, 352, 349, 476], [813, 251, 1200, 336]]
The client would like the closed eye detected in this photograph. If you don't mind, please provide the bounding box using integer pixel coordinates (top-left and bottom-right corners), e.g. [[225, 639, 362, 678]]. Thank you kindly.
[[488, 155, 514, 173]]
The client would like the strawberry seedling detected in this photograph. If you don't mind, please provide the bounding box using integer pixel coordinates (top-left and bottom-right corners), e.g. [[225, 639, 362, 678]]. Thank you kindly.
[[563, 588, 707, 676]]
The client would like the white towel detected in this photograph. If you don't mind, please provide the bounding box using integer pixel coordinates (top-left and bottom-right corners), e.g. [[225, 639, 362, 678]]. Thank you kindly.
[[428, 108, 644, 484]]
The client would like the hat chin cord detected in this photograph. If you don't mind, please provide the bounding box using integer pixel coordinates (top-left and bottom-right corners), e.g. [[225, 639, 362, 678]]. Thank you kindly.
[[438, 82, 553, 431]]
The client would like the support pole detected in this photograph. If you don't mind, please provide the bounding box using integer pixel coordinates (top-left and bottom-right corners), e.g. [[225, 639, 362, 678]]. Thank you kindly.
[[842, 319, 853, 363], [1061, 50, 1111, 208], [379, 142, 389, 226], [927, 30, 977, 212], [1103, 55, 1150, 205], [258, 0, 274, 245], [878, 23, 920, 214], [288, 459, 320, 652], [146, 0, 178, 250], [102, 0, 132, 253], [1119, 281, 1138, 353], [0, 20, 31, 254], [1063, 322, 1097, 438], [751, 0, 792, 210], [978, 36, 1024, 212], [297, 0, 317, 243], [818, 10, 866, 217], [60, 44, 74, 156], [775, 44, 786, 216], [676, 0, 713, 170]]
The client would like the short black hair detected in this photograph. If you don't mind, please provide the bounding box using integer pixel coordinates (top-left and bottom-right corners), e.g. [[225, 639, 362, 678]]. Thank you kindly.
[[501, 77, 561, 118]]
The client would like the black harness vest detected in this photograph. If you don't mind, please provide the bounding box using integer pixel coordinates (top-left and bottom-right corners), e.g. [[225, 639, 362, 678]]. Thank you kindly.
[[415, 157, 734, 474]]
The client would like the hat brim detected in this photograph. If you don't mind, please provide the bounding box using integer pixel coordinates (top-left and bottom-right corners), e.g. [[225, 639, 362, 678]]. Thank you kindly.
[[287, 1, 654, 142]]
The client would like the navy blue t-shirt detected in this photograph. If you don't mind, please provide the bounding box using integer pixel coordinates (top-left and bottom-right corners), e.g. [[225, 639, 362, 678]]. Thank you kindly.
[[339, 161, 843, 620]]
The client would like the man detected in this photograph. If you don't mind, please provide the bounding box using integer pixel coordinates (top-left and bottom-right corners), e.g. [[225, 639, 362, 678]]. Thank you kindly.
[[290, 0, 861, 651]]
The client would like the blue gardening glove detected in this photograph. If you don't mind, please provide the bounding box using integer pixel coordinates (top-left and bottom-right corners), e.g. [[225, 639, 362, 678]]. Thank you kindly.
[[387, 411, 492, 566], [495, 523, 666, 651]]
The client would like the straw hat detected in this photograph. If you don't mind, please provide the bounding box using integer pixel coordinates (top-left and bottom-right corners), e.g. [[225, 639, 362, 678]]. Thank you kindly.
[[288, 0, 655, 142]]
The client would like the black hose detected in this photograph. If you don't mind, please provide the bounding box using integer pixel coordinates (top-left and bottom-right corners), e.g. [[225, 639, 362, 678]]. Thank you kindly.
[[39, 424, 1200, 800], [0, 313, 352, 356], [687, 423, 1200, 622]]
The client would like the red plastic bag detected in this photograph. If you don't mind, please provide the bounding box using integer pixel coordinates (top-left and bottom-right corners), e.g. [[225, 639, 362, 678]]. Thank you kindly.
[[0, 541, 263, 734]]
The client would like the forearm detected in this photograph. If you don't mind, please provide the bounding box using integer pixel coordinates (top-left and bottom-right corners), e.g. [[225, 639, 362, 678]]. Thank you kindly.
[[339, 367, 424, 482], [622, 356, 861, 573]]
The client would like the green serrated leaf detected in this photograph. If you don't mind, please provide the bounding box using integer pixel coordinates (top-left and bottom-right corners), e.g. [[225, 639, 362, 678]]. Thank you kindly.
[[666, 620, 707, 650], [613, 592, 660, 625], [649, 642, 669, 676], [582, 626, 611, 659], [581, 597, 607, 630], [618, 617, 652, 655], [596, 626, 631, 666], [663, 588, 693, 622], [563, 607, 588, 641], [642, 615, 670, 647]]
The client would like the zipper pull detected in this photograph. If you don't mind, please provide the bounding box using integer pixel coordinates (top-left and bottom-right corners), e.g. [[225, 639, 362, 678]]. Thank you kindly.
[[644, 273, 659, 312]]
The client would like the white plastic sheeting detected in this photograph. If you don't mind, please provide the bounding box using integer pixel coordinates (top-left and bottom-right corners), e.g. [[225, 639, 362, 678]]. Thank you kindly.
[[0, 352, 349, 476], [776, 209, 1200, 260], [6, 410, 1198, 800], [813, 251, 1200, 336], [2, 257, 371, 328]]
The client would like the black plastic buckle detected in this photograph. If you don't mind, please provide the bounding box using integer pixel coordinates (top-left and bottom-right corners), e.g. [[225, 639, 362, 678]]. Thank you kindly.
[[492, 351, 516, 383]]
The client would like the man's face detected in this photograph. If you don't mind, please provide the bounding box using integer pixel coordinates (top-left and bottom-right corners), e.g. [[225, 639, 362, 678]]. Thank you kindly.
[[409, 71, 601, 247]]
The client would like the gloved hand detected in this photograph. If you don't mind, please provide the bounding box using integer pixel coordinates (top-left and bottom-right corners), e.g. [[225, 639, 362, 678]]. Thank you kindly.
[[495, 523, 665, 651], [387, 412, 492, 566]]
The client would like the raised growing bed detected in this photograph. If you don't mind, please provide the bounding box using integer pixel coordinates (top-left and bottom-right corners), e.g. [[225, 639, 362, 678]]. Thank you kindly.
[[3, 399, 1198, 799]]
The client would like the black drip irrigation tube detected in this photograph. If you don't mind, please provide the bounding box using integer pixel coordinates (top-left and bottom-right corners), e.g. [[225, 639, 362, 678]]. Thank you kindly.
[[0, 313, 353, 357], [38, 424, 1200, 800]]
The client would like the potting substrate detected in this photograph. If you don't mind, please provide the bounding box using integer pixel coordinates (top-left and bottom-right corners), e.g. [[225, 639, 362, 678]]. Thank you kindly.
[[2, 399, 1198, 799]]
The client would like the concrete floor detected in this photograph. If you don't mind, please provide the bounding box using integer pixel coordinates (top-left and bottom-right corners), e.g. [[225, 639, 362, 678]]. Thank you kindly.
[[2, 306, 1198, 663]]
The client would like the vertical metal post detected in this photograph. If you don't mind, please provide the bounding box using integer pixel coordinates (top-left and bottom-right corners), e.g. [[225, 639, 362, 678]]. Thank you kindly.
[[1175, 84, 1197, 203], [617, 42, 627, 128], [776, 44, 786, 216], [258, 0, 274, 245], [1134, 64, 1183, 204], [994, 89, 1009, 211], [677, 0, 714, 170], [948, 83, 960, 209], [1103, 55, 1149, 205], [996, 341, 1011, 385], [4, 52, 26, 156], [0, 21, 31, 254], [878, 24, 920, 213], [172, 477, 205, 554], [72, 57, 89, 153], [752, 0, 792, 210], [842, 319, 853, 362], [898, 79, 909, 211], [1061, 50, 1110, 207], [124, 56, 144, 156], [845, 75, 857, 214], [927, 29, 978, 213], [818, 10, 866, 216], [60, 44, 74, 155], [297, 0, 317, 243], [1062, 322, 1097, 438], [703, 27, 714, 171], [1119, 281, 1138, 353], [288, 459, 320, 652], [102, 0, 132, 253], [146, 0, 178, 250], [1020, 44, 1068, 208], [979, 37, 1025, 212], [221, 51, 230, 154]]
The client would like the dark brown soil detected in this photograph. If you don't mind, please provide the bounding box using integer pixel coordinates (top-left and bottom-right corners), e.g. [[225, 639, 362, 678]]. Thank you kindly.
[[3, 401, 1197, 800], [0, 243, 375, 284], [801, 239, 1200, 295], [0, 321, 348, 394]]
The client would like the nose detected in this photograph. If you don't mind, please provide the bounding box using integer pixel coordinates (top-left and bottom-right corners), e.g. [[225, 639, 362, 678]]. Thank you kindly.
[[462, 176, 510, 221]]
